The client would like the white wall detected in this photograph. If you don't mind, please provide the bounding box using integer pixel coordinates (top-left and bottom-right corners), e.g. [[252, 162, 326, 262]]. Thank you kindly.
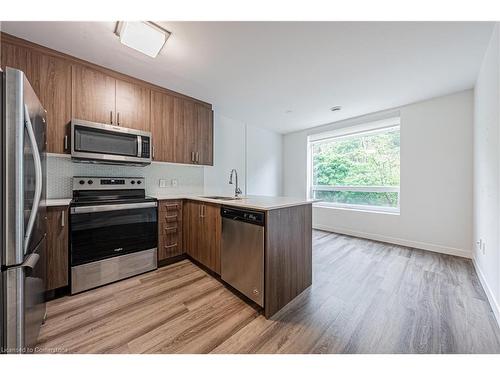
[[283, 90, 474, 258], [203, 113, 247, 196], [204, 113, 283, 196], [246, 125, 283, 196], [473, 24, 500, 324]]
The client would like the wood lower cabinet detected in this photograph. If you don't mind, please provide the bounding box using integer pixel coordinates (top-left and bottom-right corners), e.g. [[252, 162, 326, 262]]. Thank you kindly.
[[158, 200, 184, 261], [46, 206, 69, 291], [183, 200, 221, 274]]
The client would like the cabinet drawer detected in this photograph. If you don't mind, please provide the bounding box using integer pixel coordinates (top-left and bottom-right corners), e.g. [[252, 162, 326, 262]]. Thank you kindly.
[[158, 200, 182, 212], [158, 199, 183, 262], [160, 211, 181, 223]]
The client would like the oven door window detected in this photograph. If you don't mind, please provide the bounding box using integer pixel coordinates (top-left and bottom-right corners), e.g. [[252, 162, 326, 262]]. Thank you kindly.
[[70, 207, 157, 266], [74, 125, 138, 157]]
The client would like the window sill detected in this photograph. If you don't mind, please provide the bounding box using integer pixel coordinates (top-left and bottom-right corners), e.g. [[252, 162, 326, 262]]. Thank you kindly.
[[313, 202, 400, 215]]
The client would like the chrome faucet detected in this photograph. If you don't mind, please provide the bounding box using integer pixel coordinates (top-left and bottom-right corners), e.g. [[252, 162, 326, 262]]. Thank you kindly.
[[229, 169, 242, 198]]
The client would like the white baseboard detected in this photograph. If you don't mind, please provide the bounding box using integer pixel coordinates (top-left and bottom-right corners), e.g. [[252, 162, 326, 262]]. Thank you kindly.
[[313, 224, 472, 259], [472, 258, 500, 328]]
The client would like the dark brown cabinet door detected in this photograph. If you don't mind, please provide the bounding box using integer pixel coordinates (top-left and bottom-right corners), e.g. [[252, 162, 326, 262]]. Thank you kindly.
[[201, 203, 221, 274], [72, 65, 116, 125], [115, 79, 150, 131], [176, 99, 198, 164], [151, 90, 176, 162], [46, 206, 69, 290], [183, 200, 221, 274], [0, 42, 71, 154], [39, 54, 72, 154], [0, 41, 40, 93], [183, 200, 202, 262], [158, 200, 183, 261], [196, 104, 214, 166]]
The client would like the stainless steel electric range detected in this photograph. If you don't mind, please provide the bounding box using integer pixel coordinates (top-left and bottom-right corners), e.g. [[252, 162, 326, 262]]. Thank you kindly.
[[69, 177, 158, 294]]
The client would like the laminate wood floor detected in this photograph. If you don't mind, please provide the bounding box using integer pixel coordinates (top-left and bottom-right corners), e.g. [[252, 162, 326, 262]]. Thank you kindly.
[[37, 231, 500, 354]]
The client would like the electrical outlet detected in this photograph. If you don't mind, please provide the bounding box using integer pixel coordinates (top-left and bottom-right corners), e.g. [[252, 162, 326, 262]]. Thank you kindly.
[[482, 240, 486, 255], [159, 179, 168, 188], [171, 179, 178, 188]]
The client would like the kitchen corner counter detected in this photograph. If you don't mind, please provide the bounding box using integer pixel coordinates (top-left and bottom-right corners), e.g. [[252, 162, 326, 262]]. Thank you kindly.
[[153, 194, 315, 211], [46, 198, 72, 207], [45, 195, 315, 211]]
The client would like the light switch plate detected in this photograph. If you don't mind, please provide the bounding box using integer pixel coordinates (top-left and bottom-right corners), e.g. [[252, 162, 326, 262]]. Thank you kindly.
[[159, 179, 168, 188], [171, 179, 178, 188]]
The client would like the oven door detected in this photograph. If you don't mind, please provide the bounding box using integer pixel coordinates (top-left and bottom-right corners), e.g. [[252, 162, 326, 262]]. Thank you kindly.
[[71, 119, 151, 165], [70, 201, 158, 266]]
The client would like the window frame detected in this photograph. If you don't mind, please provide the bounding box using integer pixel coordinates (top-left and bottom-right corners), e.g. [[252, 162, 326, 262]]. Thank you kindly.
[[308, 120, 401, 214]]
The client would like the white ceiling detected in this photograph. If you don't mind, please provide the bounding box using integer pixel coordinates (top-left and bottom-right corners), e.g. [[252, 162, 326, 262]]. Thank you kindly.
[[1, 21, 494, 134]]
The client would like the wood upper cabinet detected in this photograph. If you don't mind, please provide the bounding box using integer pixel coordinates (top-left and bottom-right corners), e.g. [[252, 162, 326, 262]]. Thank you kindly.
[[196, 104, 214, 165], [72, 64, 116, 125], [171, 100, 213, 165], [2, 34, 213, 163], [46, 206, 69, 291], [151, 90, 176, 162], [115, 79, 150, 131], [183, 200, 221, 274], [1, 41, 72, 154], [39, 54, 72, 154], [178, 99, 197, 164], [1, 41, 40, 93]]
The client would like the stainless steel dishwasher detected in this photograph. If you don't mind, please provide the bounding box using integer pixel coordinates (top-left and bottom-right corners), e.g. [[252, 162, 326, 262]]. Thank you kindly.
[[221, 206, 265, 306]]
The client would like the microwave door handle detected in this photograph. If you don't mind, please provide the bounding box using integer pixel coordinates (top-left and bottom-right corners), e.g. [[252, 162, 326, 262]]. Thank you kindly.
[[137, 135, 142, 157], [23, 104, 43, 254]]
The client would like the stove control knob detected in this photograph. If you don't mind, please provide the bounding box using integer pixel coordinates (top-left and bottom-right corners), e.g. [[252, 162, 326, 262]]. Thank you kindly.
[[131, 180, 135, 184], [137, 180, 142, 185], [88, 180, 94, 185], [79, 180, 85, 185]]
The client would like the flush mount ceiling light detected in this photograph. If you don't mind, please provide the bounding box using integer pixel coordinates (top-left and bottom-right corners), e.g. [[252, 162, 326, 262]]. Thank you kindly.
[[115, 21, 171, 58], [330, 106, 342, 112]]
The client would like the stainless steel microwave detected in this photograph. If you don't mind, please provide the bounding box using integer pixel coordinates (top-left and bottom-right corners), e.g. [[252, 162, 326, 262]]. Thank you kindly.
[[70, 119, 152, 166]]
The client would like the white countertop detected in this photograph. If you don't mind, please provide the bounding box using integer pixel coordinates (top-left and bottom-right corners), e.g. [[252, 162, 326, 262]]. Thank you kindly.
[[46, 198, 72, 207], [44, 195, 315, 211], [153, 194, 315, 211]]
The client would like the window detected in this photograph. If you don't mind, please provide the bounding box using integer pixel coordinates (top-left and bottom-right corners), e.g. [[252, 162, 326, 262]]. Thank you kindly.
[[309, 120, 400, 213]]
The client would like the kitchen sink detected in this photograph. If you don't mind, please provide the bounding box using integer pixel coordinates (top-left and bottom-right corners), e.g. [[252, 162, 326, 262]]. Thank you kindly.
[[202, 196, 243, 201]]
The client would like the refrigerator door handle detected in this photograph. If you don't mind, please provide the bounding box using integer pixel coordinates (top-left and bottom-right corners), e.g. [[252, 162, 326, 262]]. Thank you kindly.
[[23, 252, 40, 271], [23, 104, 43, 254]]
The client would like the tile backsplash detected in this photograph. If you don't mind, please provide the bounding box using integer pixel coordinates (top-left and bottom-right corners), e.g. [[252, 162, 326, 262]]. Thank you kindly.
[[46, 154, 205, 198]]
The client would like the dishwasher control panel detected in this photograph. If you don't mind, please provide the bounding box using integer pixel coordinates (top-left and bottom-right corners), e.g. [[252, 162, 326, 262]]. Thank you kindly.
[[221, 207, 265, 226]]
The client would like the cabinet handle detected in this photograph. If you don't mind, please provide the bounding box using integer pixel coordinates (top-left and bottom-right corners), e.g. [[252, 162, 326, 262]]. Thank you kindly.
[[195, 152, 199, 163], [201, 204, 205, 218], [61, 210, 65, 228], [152, 146, 155, 159], [110, 110, 113, 124], [165, 204, 178, 209], [191, 151, 195, 162], [64, 135, 68, 151], [164, 243, 178, 249], [117, 112, 120, 126]]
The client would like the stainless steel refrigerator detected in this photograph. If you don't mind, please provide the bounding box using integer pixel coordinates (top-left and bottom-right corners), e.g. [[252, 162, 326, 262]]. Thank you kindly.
[[1, 67, 47, 353]]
